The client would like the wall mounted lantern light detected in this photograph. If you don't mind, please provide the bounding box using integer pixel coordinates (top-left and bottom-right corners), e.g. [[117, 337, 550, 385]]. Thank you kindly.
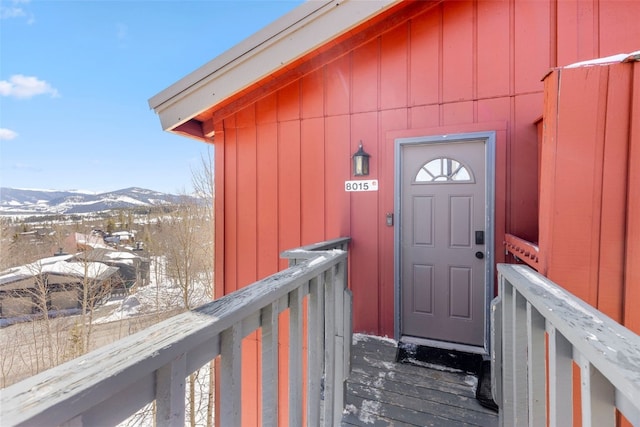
[[352, 141, 370, 176]]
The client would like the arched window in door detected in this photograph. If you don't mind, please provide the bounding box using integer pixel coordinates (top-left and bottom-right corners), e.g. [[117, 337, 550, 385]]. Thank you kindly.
[[415, 157, 474, 183]]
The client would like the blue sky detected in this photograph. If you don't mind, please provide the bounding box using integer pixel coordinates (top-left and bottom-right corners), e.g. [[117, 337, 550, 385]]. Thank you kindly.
[[0, 0, 303, 194]]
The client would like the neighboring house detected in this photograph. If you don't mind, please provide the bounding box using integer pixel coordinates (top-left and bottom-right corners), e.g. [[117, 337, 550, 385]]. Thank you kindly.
[[149, 0, 639, 424], [110, 230, 135, 242], [74, 248, 150, 292], [0, 254, 119, 319], [67, 232, 112, 252]]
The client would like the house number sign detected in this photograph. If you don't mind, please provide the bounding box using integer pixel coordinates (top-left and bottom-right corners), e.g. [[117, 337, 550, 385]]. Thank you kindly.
[[344, 179, 378, 192]]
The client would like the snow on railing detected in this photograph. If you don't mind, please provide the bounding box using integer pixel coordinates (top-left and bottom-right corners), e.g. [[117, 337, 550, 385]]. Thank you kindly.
[[1, 239, 351, 427], [491, 264, 640, 427]]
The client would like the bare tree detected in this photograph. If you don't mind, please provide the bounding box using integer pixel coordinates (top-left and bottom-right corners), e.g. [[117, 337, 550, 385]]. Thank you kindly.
[[68, 251, 118, 356], [190, 147, 214, 220]]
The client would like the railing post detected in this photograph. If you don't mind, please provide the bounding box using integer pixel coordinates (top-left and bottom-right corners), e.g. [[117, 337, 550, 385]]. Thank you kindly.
[[322, 265, 336, 426], [578, 354, 616, 427], [307, 275, 323, 427], [512, 290, 529, 426], [501, 276, 515, 425], [261, 302, 279, 427], [289, 287, 303, 426], [333, 260, 347, 424], [343, 284, 353, 386], [547, 324, 573, 427], [490, 295, 502, 415], [155, 354, 187, 427], [221, 324, 242, 427], [526, 303, 546, 427]]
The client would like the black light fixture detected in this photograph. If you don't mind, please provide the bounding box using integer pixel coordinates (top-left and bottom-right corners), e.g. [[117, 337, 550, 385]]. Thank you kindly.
[[352, 141, 370, 176]]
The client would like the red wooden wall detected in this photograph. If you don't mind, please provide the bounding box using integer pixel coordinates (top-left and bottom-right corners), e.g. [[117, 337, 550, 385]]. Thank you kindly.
[[539, 59, 640, 332], [209, 1, 640, 425], [215, 0, 640, 337], [539, 55, 640, 427]]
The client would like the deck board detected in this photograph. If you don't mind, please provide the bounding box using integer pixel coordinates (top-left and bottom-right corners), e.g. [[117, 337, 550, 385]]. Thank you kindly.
[[342, 335, 499, 427]]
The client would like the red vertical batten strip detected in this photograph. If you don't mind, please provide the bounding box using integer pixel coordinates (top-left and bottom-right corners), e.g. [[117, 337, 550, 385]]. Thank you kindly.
[[538, 70, 559, 276], [301, 117, 325, 245], [556, 0, 580, 66], [588, 67, 610, 309], [224, 121, 238, 295], [514, 0, 551, 93], [213, 127, 225, 300], [350, 111, 379, 334], [324, 115, 351, 239], [598, 0, 640, 57], [597, 63, 632, 322], [380, 23, 409, 110], [476, 0, 510, 100], [442, 0, 474, 103], [624, 62, 640, 335], [256, 98, 280, 281]]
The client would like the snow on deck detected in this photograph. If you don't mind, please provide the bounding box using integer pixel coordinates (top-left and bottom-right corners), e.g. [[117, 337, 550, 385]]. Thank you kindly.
[[342, 335, 498, 426]]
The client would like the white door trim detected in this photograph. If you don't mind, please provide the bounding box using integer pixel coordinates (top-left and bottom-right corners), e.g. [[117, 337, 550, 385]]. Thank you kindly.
[[394, 131, 496, 354]]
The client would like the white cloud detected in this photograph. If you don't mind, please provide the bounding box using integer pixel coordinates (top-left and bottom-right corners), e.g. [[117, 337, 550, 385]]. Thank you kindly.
[[0, 0, 34, 23], [0, 75, 59, 99], [0, 128, 18, 140], [12, 162, 41, 171], [0, 6, 25, 19]]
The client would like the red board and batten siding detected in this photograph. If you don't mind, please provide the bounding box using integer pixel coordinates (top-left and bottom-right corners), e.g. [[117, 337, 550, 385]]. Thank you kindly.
[[214, 0, 640, 333], [538, 58, 640, 427], [207, 1, 640, 425], [540, 60, 640, 333]]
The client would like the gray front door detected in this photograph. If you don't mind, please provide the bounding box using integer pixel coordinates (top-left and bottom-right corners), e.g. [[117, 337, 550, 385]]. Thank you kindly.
[[399, 139, 487, 347]]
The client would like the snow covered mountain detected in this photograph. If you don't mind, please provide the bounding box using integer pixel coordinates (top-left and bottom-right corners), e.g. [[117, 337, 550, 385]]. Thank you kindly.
[[0, 187, 189, 215]]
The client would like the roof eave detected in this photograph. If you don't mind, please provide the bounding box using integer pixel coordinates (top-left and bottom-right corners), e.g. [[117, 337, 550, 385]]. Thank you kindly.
[[148, 0, 401, 134]]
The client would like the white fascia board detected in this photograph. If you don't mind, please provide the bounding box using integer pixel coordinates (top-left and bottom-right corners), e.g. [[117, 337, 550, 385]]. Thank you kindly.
[[149, 0, 400, 131]]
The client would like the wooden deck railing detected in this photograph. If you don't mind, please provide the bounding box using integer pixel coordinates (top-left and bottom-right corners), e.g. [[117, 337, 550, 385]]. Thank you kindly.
[[503, 233, 539, 270], [1, 238, 351, 427], [491, 264, 640, 426]]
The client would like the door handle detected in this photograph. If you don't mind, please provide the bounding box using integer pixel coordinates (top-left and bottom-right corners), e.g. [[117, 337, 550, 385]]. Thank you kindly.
[[475, 251, 484, 260]]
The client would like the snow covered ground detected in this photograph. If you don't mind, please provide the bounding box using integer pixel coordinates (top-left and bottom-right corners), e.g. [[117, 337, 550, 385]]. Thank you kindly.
[[94, 256, 211, 324], [94, 256, 214, 427]]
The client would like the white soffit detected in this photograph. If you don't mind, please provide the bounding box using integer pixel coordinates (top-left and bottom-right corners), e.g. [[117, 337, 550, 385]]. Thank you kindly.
[[149, 0, 401, 131]]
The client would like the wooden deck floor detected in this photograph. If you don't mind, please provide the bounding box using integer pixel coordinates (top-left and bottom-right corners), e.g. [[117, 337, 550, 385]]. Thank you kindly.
[[341, 335, 499, 427]]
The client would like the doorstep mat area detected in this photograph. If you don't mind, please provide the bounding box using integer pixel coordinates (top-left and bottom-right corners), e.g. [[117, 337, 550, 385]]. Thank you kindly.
[[396, 341, 498, 412]]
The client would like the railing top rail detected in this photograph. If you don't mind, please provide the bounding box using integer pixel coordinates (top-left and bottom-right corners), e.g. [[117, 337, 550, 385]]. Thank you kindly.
[[1, 249, 347, 426], [281, 237, 351, 258], [498, 264, 640, 405]]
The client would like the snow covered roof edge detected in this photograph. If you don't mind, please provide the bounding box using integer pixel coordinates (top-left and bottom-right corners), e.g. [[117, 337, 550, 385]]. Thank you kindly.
[[565, 50, 640, 69]]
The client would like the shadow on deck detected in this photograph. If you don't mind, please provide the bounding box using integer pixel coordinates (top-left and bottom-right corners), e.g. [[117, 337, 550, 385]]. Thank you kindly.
[[342, 335, 499, 427]]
